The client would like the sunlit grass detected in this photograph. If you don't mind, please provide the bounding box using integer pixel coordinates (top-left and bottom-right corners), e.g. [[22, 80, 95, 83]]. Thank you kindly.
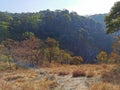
[[0, 62, 118, 90]]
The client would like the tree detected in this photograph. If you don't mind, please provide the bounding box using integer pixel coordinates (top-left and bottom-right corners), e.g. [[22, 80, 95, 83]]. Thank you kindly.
[[112, 36, 120, 54], [45, 37, 60, 63], [59, 50, 72, 64], [22, 32, 35, 40], [71, 56, 83, 65], [9, 13, 40, 41], [0, 21, 9, 43], [109, 36, 120, 63], [1, 39, 18, 70], [20, 36, 43, 66], [97, 51, 108, 63], [105, 1, 120, 64], [0, 10, 113, 63], [105, 1, 120, 33]]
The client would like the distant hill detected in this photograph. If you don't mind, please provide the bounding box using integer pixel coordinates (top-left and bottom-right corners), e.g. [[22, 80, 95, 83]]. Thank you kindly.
[[88, 14, 107, 27], [88, 14, 120, 36]]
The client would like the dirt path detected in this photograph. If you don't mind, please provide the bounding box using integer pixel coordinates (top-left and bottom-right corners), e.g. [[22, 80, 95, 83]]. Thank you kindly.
[[0, 68, 102, 90], [36, 69, 102, 90], [54, 75, 101, 90]]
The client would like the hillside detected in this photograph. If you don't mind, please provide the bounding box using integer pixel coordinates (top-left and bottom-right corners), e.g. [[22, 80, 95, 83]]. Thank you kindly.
[[0, 10, 113, 63], [88, 14, 107, 26]]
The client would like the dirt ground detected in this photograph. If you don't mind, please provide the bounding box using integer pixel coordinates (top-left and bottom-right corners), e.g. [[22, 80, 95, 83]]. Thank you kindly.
[[0, 64, 119, 90]]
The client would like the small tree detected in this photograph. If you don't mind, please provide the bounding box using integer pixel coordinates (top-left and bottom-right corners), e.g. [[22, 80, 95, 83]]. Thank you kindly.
[[97, 51, 108, 63], [71, 56, 83, 65], [45, 37, 60, 63], [22, 32, 35, 40], [20, 36, 43, 66], [59, 50, 72, 64], [0, 39, 18, 70]]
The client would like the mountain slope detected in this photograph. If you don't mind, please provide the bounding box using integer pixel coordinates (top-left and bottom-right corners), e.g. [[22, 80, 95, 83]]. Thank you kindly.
[[0, 10, 113, 63]]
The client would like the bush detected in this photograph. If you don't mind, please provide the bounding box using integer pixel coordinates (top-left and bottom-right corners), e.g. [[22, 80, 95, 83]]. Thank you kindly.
[[58, 71, 69, 76], [4, 75, 23, 81], [72, 70, 86, 77]]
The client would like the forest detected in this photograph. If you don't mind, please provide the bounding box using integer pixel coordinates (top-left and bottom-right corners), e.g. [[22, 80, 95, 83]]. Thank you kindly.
[[0, 9, 115, 66]]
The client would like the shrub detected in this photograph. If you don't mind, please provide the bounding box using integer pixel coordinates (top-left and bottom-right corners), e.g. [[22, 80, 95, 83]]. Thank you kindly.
[[71, 56, 83, 65], [72, 70, 86, 77], [4, 75, 23, 81], [58, 71, 69, 76]]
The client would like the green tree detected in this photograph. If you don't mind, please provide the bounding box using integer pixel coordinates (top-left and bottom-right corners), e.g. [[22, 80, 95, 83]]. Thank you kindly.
[[0, 22, 9, 43], [105, 1, 120, 64], [105, 1, 120, 33], [22, 32, 35, 40]]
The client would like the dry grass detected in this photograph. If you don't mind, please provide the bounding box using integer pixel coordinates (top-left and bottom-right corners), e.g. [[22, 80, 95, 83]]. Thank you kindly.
[[0, 79, 58, 90], [90, 83, 120, 90], [101, 65, 120, 85], [0, 62, 118, 90], [101, 64, 108, 69], [86, 70, 95, 78], [0, 69, 58, 90], [43, 64, 115, 76], [91, 65, 120, 90], [0, 80, 12, 90]]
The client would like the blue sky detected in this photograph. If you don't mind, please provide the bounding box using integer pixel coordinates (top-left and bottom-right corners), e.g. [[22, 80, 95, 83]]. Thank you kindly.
[[0, 0, 119, 15]]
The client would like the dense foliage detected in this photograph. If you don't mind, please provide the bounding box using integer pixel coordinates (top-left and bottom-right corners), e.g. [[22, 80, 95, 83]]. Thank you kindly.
[[105, 1, 120, 33], [0, 10, 113, 63], [105, 1, 120, 64]]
